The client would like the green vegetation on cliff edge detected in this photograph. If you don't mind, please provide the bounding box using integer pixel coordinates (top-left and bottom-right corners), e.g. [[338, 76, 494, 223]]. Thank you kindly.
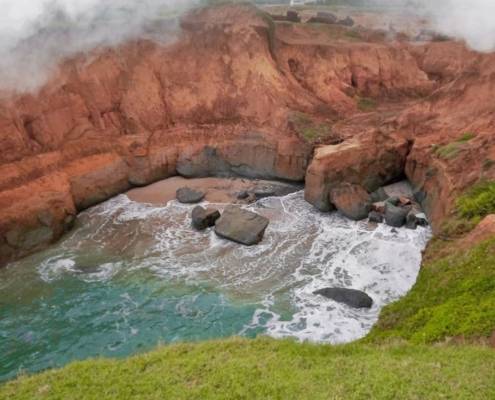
[[441, 180, 495, 237], [1, 338, 494, 400], [368, 181, 495, 342], [367, 238, 495, 343]]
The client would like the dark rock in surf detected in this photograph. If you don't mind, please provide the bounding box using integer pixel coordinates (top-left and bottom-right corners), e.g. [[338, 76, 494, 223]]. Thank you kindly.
[[368, 211, 384, 223], [416, 213, 429, 226], [313, 287, 373, 309], [176, 187, 205, 204], [214, 206, 269, 245], [406, 209, 429, 229], [384, 203, 409, 227], [192, 206, 221, 230]]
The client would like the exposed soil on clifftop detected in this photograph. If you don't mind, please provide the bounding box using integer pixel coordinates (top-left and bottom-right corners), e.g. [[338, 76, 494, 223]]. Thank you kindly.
[[1, 3, 495, 266]]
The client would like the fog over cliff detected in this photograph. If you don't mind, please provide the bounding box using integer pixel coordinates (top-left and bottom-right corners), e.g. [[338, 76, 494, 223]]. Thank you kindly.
[[0, 0, 199, 93], [0, 0, 493, 94], [373, 0, 495, 52]]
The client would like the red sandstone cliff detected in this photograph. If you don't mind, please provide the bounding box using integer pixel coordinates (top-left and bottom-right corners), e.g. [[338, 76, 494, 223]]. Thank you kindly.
[[1, 4, 495, 266]]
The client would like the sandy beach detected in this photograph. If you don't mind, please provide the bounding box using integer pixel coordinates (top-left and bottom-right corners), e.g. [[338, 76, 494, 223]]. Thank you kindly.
[[126, 176, 297, 205]]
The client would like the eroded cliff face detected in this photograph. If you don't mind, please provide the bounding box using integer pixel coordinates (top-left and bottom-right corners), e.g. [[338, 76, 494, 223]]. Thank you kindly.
[[1, 3, 495, 266]]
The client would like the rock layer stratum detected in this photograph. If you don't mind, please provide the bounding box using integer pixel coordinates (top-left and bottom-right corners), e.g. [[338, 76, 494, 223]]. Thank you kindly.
[[1, 3, 495, 266]]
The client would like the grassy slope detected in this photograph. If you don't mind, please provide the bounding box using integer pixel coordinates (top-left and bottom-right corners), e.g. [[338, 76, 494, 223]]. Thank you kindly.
[[366, 181, 495, 343], [2, 338, 494, 400], [367, 238, 495, 343], [3, 183, 495, 399]]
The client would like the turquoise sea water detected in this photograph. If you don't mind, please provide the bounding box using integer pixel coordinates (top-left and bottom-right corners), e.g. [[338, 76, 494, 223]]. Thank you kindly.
[[0, 191, 430, 382]]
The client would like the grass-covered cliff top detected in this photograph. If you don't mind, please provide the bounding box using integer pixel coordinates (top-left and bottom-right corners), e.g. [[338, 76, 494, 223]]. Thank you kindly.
[[2, 337, 494, 400]]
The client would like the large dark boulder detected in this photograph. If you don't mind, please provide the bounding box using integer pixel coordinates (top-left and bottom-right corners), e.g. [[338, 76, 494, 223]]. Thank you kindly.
[[192, 206, 221, 230], [330, 184, 371, 220], [214, 206, 269, 245], [176, 187, 205, 204], [384, 203, 409, 227], [313, 287, 373, 309]]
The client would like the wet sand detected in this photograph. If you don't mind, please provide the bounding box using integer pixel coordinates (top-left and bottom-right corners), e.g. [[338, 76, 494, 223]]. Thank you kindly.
[[126, 176, 274, 205]]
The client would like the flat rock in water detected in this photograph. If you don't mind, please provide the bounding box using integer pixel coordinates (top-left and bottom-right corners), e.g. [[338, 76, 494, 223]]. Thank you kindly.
[[313, 287, 373, 309], [214, 206, 269, 245], [253, 182, 301, 200], [176, 187, 205, 204], [192, 206, 221, 230]]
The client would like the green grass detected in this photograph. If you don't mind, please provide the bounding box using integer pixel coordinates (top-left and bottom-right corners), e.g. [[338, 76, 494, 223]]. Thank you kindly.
[[457, 132, 476, 143], [367, 237, 495, 344], [457, 181, 495, 219], [440, 180, 495, 237], [357, 97, 376, 111], [290, 112, 333, 143], [434, 142, 460, 159], [434, 132, 476, 160], [2, 337, 495, 400]]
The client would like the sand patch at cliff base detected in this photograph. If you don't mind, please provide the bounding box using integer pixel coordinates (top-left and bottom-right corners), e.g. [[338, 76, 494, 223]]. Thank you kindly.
[[126, 176, 280, 205]]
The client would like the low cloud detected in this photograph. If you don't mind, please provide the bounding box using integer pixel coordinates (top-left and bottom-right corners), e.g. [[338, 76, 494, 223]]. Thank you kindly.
[[0, 0, 199, 94], [0, 1, 493, 94], [372, 0, 495, 52]]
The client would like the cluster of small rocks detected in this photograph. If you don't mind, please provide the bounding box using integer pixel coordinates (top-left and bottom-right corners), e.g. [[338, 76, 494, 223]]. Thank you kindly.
[[328, 181, 428, 230], [176, 187, 270, 246], [368, 187, 428, 229]]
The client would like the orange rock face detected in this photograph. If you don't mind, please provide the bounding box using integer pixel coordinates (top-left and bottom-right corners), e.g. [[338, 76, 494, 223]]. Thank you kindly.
[[1, 3, 495, 266], [305, 131, 411, 211]]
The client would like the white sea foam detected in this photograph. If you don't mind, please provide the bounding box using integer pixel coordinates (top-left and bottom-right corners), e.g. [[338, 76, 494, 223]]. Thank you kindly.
[[35, 190, 431, 344]]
